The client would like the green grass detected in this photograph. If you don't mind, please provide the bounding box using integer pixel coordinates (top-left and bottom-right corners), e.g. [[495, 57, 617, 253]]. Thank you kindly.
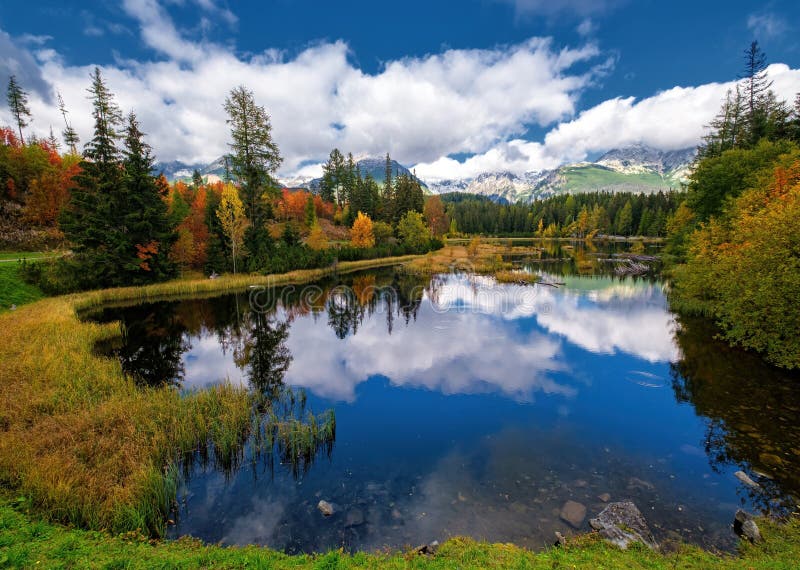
[[0, 262, 43, 311], [561, 165, 678, 193], [1, 494, 799, 569]]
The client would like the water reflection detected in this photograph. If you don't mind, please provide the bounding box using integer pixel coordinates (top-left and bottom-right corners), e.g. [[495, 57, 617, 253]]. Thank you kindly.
[[671, 315, 800, 512], [86, 249, 800, 554]]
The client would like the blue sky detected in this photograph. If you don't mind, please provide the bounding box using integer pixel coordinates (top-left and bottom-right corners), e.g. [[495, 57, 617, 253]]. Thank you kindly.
[[2, 0, 799, 180]]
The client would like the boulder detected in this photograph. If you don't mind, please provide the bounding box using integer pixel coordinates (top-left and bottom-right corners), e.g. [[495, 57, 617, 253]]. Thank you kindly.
[[589, 501, 658, 550], [317, 500, 335, 517], [734, 471, 761, 490], [559, 500, 587, 528], [734, 510, 762, 543]]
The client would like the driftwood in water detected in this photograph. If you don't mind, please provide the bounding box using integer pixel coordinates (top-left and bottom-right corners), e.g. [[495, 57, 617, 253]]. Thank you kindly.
[[614, 260, 650, 275], [614, 253, 660, 262]]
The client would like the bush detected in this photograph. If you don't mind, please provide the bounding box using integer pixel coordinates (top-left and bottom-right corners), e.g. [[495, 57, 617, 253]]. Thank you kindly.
[[672, 157, 800, 368]]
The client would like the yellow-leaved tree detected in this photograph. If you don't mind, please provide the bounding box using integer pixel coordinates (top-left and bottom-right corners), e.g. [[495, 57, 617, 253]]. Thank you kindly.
[[216, 183, 248, 274], [350, 211, 375, 248], [306, 223, 329, 250]]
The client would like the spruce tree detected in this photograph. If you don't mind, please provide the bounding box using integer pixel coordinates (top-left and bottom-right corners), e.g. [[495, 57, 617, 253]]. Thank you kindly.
[[320, 148, 345, 204], [118, 112, 176, 283], [61, 68, 124, 286], [6, 75, 32, 144], [57, 91, 80, 154], [224, 85, 282, 269]]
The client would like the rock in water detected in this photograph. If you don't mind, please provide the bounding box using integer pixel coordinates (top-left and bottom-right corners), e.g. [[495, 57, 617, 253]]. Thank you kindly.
[[734, 470, 761, 490], [554, 531, 567, 547], [317, 500, 335, 517], [598, 493, 611, 503], [734, 510, 762, 543], [589, 501, 658, 550], [559, 500, 587, 528]]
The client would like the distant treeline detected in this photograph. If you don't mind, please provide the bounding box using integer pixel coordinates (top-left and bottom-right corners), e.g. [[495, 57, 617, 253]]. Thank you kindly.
[[441, 190, 686, 237]]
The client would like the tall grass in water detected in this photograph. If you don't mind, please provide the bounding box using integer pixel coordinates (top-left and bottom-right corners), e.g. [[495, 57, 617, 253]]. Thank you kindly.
[[0, 257, 373, 536]]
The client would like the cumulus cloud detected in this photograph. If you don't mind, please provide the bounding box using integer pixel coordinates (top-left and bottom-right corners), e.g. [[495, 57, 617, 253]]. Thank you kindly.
[[416, 63, 800, 180], [2, 0, 800, 182], [0, 11, 606, 175]]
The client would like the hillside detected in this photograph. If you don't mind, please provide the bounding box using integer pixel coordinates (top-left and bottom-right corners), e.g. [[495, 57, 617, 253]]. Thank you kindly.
[[427, 145, 696, 203]]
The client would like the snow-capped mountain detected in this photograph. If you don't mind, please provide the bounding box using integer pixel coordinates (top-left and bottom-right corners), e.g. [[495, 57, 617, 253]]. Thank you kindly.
[[427, 171, 546, 203], [158, 145, 696, 204], [426, 145, 696, 203]]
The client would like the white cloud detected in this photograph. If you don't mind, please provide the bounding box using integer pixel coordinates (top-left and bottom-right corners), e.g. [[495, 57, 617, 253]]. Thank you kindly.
[[577, 18, 596, 37], [502, 0, 622, 18], [416, 63, 800, 180], [747, 13, 788, 39], [3, 0, 800, 182]]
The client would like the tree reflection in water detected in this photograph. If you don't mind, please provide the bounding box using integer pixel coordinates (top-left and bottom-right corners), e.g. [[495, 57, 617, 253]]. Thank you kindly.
[[671, 315, 800, 514]]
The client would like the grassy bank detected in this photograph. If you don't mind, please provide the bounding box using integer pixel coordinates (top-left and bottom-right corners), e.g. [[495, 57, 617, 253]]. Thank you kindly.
[[0, 253, 51, 311], [0, 253, 421, 539], [2, 495, 799, 569]]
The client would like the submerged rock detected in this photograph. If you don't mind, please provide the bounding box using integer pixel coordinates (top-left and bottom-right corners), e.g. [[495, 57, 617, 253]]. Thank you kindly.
[[597, 493, 611, 503], [589, 501, 658, 550], [345, 509, 365, 527], [627, 477, 655, 491], [734, 510, 762, 543], [734, 470, 761, 490], [559, 500, 587, 528], [317, 500, 335, 517]]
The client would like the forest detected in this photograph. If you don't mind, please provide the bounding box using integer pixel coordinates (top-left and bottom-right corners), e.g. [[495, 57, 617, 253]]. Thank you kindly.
[[667, 42, 800, 369], [2, 72, 441, 293]]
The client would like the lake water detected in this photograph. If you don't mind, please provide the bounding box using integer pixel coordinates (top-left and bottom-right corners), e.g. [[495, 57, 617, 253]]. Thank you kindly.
[[89, 243, 800, 553]]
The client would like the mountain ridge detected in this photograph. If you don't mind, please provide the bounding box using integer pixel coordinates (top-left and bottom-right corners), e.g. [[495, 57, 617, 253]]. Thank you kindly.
[[157, 145, 696, 203]]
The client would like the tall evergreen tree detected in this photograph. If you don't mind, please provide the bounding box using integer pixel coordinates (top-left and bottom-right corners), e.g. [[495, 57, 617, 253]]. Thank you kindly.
[[381, 152, 394, 222], [740, 41, 774, 145], [118, 112, 176, 282], [57, 91, 80, 154], [61, 68, 124, 285], [6, 75, 32, 144], [320, 148, 345, 204], [224, 86, 281, 270]]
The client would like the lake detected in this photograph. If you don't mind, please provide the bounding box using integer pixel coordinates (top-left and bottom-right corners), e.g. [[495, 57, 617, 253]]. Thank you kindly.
[[88, 243, 800, 554]]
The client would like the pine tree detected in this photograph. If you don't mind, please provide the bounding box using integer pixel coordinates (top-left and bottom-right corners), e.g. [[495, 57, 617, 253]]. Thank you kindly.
[[60, 68, 125, 286], [224, 85, 282, 269], [740, 41, 774, 145], [382, 152, 394, 222], [192, 169, 203, 189], [118, 112, 176, 282], [320, 148, 345, 204], [57, 91, 80, 154], [6, 75, 32, 144], [304, 193, 317, 227]]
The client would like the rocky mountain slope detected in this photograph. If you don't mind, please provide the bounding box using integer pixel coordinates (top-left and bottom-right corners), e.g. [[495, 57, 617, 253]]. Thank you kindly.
[[158, 145, 695, 203], [427, 145, 696, 203]]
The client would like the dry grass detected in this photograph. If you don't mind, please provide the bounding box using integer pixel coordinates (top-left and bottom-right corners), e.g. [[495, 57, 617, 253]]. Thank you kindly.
[[0, 253, 418, 536], [493, 270, 539, 284], [403, 243, 521, 276]]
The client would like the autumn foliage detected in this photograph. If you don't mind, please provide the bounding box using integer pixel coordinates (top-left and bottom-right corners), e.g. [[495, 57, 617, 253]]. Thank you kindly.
[[673, 150, 800, 369], [276, 188, 334, 224], [350, 211, 375, 248]]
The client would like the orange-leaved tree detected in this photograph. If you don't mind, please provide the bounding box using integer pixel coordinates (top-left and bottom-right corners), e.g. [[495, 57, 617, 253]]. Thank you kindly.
[[350, 211, 375, 248]]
